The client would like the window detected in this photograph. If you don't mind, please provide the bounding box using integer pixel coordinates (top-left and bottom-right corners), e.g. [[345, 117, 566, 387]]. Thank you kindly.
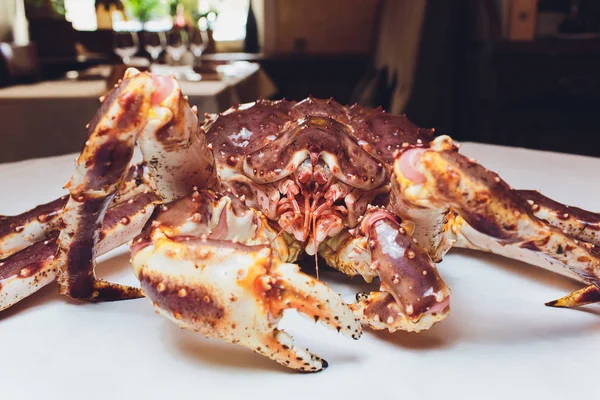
[[199, 0, 249, 42], [63, 0, 251, 43], [64, 0, 97, 31]]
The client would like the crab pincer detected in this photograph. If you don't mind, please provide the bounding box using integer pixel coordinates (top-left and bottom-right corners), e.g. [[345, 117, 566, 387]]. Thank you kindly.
[[346, 208, 451, 333], [131, 192, 361, 372]]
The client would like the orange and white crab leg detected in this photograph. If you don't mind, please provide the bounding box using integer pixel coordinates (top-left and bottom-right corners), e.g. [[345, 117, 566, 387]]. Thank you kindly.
[[131, 192, 360, 372], [0, 164, 153, 260], [518, 190, 600, 307], [0, 192, 158, 311], [518, 189, 600, 246], [450, 215, 600, 305], [0, 196, 67, 260], [53, 69, 155, 301], [53, 68, 219, 302], [320, 208, 451, 333], [452, 190, 600, 308], [393, 136, 600, 304]]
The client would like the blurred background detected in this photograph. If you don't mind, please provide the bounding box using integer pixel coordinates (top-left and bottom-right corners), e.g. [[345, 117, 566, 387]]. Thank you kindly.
[[1, 0, 600, 163]]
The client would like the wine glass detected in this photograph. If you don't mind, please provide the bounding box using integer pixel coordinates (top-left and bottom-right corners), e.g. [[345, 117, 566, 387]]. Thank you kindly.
[[166, 28, 188, 64], [113, 30, 139, 65], [189, 27, 208, 59], [144, 30, 166, 64]]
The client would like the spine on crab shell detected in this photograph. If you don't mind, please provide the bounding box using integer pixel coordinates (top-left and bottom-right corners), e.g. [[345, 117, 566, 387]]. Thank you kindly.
[[0, 191, 159, 312], [0, 163, 153, 260]]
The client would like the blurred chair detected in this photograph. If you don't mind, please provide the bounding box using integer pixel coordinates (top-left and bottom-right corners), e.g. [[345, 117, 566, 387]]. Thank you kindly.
[[0, 42, 42, 87]]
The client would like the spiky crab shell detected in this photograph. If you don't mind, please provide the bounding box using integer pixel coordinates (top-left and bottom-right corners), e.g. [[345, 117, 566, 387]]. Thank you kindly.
[[202, 97, 439, 190]]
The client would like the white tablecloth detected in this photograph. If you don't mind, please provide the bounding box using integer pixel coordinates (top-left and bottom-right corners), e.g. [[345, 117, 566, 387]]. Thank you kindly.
[[0, 143, 598, 400], [0, 63, 277, 163]]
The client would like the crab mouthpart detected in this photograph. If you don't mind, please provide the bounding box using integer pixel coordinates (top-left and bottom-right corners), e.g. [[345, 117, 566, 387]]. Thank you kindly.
[[275, 161, 348, 256]]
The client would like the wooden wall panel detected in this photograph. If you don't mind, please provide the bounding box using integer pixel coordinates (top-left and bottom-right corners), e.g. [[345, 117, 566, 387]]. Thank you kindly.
[[262, 0, 381, 54]]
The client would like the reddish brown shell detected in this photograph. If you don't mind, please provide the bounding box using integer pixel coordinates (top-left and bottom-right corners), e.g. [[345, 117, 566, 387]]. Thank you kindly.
[[203, 97, 436, 189]]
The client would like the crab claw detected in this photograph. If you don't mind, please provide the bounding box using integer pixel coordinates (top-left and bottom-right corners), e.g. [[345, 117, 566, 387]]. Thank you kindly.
[[352, 291, 449, 333], [350, 208, 451, 333], [131, 193, 361, 372]]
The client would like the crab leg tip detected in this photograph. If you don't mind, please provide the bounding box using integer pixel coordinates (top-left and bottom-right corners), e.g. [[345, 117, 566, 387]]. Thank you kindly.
[[544, 285, 600, 308], [544, 299, 561, 308], [90, 281, 144, 302]]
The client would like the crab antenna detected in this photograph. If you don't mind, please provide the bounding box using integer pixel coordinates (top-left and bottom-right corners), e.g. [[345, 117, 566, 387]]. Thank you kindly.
[[313, 215, 319, 280]]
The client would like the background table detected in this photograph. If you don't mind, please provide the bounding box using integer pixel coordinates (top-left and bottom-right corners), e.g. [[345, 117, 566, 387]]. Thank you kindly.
[[0, 62, 276, 163], [0, 143, 599, 400]]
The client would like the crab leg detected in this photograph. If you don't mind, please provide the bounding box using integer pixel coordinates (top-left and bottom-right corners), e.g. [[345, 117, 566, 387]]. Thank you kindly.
[[53, 70, 155, 301], [131, 191, 360, 372], [0, 196, 67, 259], [136, 75, 219, 201], [393, 136, 600, 302], [518, 189, 600, 246], [0, 233, 58, 312], [452, 212, 600, 308], [0, 192, 158, 311], [517, 191, 600, 306], [320, 208, 451, 333], [53, 68, 219, 302], [0, 164, 152, 259], [451, 215, 600, 307], [545, 284, 600, 308]]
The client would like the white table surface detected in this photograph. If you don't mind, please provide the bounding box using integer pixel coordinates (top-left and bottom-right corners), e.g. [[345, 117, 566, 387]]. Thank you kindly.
[[0, 63, 262, 99], [0, 143, 599, 400]]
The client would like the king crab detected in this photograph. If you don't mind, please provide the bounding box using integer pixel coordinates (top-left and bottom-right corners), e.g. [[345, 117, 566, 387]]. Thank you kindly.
[[1, 69, 598, 372]]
